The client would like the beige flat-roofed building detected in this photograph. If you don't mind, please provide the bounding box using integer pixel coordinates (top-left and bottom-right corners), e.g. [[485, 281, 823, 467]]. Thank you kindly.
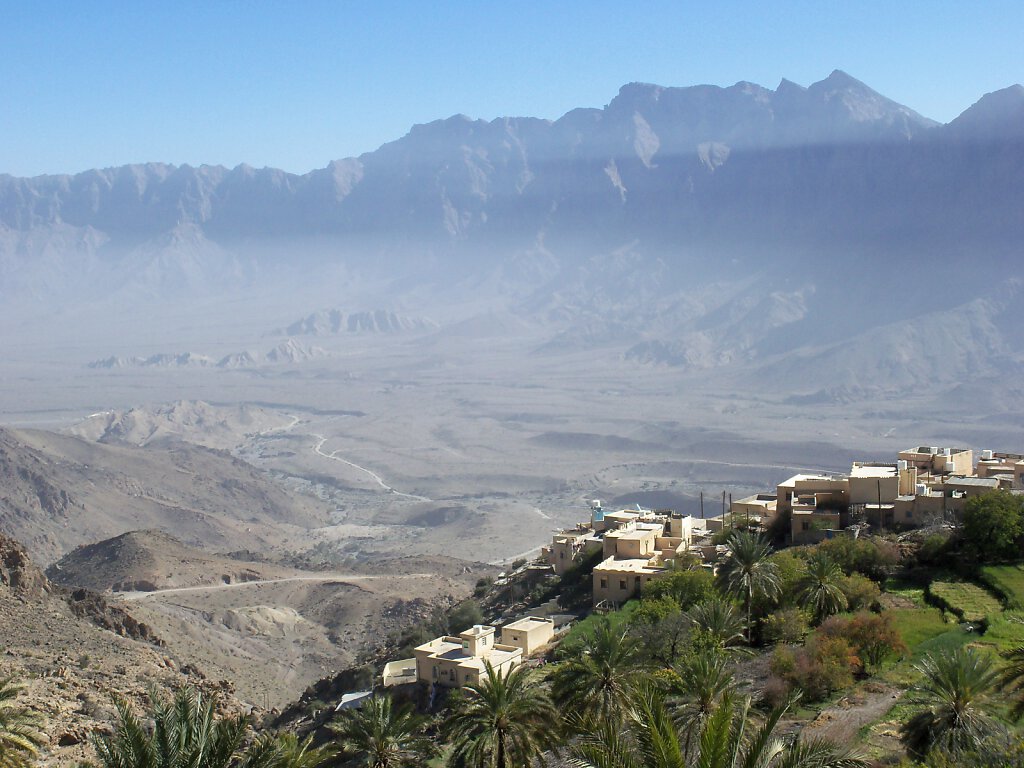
[[414, 625, 522, 688], [603, 522, 661, 559], [898, 446, 973, 477], [777, 474, 849, 514], [545, 528, 601, 576], [592, 556, 665, 605], [500, 616, 554, 655], [849, 463, 900, 506], [730, 494, 778, 530]]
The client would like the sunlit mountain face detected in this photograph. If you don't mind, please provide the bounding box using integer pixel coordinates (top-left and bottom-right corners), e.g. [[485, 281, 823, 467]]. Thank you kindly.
[[1, 72, 1022, 414]]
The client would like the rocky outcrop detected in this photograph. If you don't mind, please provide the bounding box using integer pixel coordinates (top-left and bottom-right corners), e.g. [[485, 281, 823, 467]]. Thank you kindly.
[[0, 532, 50, 597]]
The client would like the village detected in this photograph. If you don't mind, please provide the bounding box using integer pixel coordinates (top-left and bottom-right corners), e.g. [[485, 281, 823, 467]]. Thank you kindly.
[[362, 444, 1024, 698]]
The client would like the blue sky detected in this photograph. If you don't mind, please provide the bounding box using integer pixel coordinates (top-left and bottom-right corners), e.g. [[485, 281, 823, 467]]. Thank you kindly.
[[2, 1, 1022, 177]]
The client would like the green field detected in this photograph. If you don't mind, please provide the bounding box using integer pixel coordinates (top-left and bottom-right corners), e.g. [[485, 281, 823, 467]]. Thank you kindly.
[[979, 564, 1024, 609], [928, 580, 1004, 623], [978, 610, 1024, 652], [883, 577, 927, 607], [888, 607, 959, 652]]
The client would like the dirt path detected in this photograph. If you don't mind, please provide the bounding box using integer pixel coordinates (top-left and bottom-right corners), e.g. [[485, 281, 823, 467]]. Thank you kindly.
[[116, 573, 433, 600], [801, 684, 902, 745], [311, 433, 432, 502]]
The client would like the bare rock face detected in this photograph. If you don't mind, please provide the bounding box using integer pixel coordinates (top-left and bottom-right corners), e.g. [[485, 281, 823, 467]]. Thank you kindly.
[[65, 587, 165, 646], [0, 531, 50, 597], [0, 530, 246, 767]]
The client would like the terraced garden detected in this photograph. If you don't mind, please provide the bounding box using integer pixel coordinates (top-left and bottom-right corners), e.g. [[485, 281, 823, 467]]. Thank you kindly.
[[927, 579, 1004, 622]]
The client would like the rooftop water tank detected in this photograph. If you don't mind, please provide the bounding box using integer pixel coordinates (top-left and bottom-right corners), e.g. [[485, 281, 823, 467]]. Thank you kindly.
[[982, 450, 994, 460]]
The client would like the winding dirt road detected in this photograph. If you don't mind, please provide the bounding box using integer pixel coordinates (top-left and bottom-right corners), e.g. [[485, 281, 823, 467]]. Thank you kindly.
[[311, 434, 432, 501], [116, 572, 433, 601]]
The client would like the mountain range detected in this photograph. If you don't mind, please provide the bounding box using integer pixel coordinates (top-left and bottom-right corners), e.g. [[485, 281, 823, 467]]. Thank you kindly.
[[2, 70, 1023, 403]]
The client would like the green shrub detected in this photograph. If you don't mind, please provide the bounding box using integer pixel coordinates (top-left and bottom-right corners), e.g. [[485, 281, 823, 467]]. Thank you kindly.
[[818, 611, 906, 670], [917, 533, 953, 566], [817, 536, 898, 581], [641, 567, 715, 610], [769, 633, 858, 702], [838, 572, 881, 611], [763, 607, 810, 644]]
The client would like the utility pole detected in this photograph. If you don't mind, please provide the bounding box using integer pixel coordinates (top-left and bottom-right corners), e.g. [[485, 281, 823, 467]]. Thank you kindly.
[[877, 479, 883, 532]]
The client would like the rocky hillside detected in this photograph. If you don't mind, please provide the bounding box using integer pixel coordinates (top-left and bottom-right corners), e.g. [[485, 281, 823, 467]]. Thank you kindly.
[[0, 426, 330, 565], [45, 529, 304, 592], [0, 532, 247, 767]]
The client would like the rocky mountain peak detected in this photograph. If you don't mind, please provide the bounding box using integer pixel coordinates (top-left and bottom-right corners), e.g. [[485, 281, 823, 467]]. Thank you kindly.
[[946, 84, 1024, 140]]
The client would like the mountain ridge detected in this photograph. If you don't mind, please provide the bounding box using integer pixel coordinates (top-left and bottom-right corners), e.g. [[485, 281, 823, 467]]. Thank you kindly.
[[2, 70, 1023, 406]]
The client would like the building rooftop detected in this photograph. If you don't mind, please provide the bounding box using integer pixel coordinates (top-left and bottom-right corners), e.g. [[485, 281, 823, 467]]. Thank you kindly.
[[460, 624, 494, 639], [778, 473, 840, 487], [851, 464, 897, 478], [594, 556, 664, 574], [503, 616, 553, 632], [945, 476, 1000, 488]]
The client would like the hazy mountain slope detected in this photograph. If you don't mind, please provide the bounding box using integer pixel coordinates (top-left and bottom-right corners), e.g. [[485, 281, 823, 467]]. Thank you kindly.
[[0, 426, 330, 564]]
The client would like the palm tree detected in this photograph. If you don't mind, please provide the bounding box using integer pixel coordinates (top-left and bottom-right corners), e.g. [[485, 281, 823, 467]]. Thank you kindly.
[[900, 647, 1004, 759], [570, 687, 866, 768], [715, 530, 781, 642], [797, 553, 848, 624], [0, 678, 45, 768], [682, 598, 748, 653], [666, 653, 736, 756], [1000, 645, 1024, 720], [92, 686, 272, 768], [331, 695, 434, 768], [252, 733, 336, 768], [551, 618, 644, 728], [443, 662, 559, 768]]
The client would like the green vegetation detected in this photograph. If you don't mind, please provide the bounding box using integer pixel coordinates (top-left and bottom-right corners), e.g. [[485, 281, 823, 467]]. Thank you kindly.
[[92, 686, 278, 768], [0, 677, 44, 768], [551, 618, 644, 727], [442, 664, 558, 768], [556, 601, 638, 657], [715, 530, 780, 641], [928, 580, 1003, 623], [901, 647, 1006, 762], [798, 552, 848, 624], [332, 695, 434, 767], [980, 564, 1024, 608], [962, 490, 1024, 563], [977, 611, 1024, 652], [888, 606, 956, 652]]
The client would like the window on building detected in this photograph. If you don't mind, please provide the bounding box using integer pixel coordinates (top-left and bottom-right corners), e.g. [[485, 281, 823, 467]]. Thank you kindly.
[[619, 579, 627, 590], [560, 551, 564, 559], [802, 522, 810, 531], [905, 510, 913, 519], [600, 577, 608, 589]]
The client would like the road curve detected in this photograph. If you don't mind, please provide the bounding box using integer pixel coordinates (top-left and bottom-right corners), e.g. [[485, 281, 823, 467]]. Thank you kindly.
[[115, 573, 433, 601], [312, 434, 432, 502]]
